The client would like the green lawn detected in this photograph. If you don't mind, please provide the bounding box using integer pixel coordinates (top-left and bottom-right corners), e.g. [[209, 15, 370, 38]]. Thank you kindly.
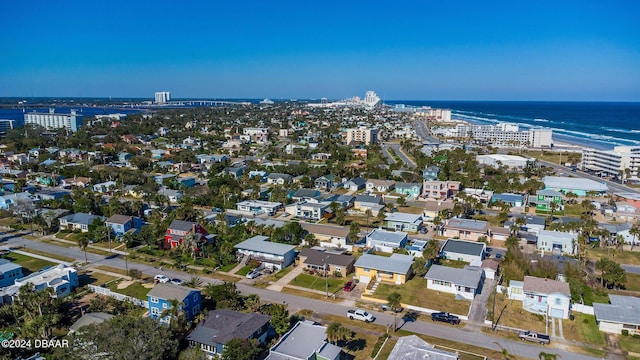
[[370, 277, 470, 316], [375, 337, 397, 360], [586, 247, 640, 266], [1, 253, 56, 274], [219, 262, 238, 272], [19, 248, 75, 263], [107, 280, 151, 301], [78, 271, 120, 287], [291, 273, 346, 293], [236, 265, 254, 276], [625, 273, 640, 292], [368, 251, 392, 257], [563, 313, 606, 346], [619, 335, 640, 353], [439, 259, 468, 269]]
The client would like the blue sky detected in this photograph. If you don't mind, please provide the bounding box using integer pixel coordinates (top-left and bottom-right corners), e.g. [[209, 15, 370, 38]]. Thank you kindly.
[[2, 1, 639, 100]]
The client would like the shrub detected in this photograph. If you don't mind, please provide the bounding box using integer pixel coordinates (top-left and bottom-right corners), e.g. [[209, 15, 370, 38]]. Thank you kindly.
[[621, 330, 629, 336], [128, 268, 142, 279]]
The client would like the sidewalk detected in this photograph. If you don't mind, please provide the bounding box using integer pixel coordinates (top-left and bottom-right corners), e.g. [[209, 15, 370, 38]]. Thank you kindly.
[[266, 265, 304, 291]]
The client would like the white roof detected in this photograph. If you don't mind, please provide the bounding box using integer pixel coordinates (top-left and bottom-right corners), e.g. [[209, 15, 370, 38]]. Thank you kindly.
[[385, 212, 422, 224], [387, 335, 458, 360], [366, 229, 408, 245], [542, 176, 608, 192], [234, 236, 295, 256]]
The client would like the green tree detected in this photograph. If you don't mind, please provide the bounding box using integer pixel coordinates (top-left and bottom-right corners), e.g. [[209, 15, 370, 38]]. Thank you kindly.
[[630, 223, 640, 251], [596, 258, 626, 289], [244, 294, 261, 312], [203, 282, 242, 310], [396, 196, 406, 207], [412, 257, 428, 277], [422, 239, 440, 262], [326, 322, 353, 345], [184, 276, 203, 288], [221, 338, 261, 360], [387, 292, 402, 331], [349, 222, 361, 243], [264, 303, 290, 336], [335, 208, 346, 225], [78, 234, 90, 264]]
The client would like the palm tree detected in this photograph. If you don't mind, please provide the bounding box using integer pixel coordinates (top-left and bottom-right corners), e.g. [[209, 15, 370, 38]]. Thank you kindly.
[[326, 322, 352, 345], [244, 294, 261, 312], [184, 276, 203, 288], [78, 235, 90, 264], [364, 209, 373, 229], [387, 292, 402, 331], [629, 224, 640, 251]]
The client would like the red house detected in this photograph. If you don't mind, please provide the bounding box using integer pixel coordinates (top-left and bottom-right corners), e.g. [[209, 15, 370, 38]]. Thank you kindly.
[[164, 220, 214, 249]]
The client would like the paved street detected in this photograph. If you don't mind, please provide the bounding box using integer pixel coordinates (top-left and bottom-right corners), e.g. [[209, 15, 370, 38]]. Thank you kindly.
[[1, 233, 602, 360], [387, 143, 416, 168]]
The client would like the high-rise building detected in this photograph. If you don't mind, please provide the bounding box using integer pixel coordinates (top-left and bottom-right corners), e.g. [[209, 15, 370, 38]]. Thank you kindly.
[[455, 123, 552, 148], [0, 119, 15, 133], [582, 146, 640, 180], [363, 91, 381, 107], [24, 109, 83, 132], [346, 127, 378, 145], [155, 91, 171, 104]]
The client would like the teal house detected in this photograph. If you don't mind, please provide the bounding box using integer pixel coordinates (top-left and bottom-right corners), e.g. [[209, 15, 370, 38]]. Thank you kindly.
[[534, 189, 563, 211], [395, 182, 422, 198]]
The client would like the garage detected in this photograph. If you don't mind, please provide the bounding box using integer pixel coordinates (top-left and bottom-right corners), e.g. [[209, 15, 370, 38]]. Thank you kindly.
[[359, 276, 371, 284], [550, 308, 564, 319]]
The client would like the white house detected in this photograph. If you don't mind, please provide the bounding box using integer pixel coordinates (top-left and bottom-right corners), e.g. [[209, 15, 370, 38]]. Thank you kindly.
[[234, 236, 296, 271], [594, 295, 640, 335], [440, 239, 486, 266], [425, 265, 483, 300], [284, 201, 328, 221], [236, 200, 282, 216], [366, 179, 395, 193], [536, 230, 577, 255], [365, 229, 408, 253], [1, 264, 79, 304], [267, 173, 293, 185], [509, 276, 571, 319]]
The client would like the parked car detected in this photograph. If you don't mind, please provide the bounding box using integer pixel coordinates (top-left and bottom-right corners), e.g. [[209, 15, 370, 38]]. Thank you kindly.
[[343, 281, 356, 292], [518, 331, 550, 344], [170, 278, 183, 285], [381, 304, 403, 313], [430, 312, 460, 325], [246, 269, 261, 279], [154, 274, 169, 283], [347, 309, 375, 323]]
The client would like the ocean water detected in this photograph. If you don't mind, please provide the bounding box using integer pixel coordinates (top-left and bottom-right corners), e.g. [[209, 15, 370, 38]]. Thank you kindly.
[[388, 101, 640, 150], [0, 107, 143, 127]]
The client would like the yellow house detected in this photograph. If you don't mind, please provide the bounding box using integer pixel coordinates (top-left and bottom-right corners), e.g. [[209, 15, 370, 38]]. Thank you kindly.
[[354, 254, 413, 285]]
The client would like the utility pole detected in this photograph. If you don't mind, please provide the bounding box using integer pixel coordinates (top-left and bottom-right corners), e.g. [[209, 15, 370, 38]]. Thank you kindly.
[[106, 223, 111, 253], [324, 256, 329, 298]]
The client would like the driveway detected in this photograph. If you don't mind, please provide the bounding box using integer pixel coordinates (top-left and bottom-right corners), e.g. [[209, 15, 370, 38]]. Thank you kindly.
[[468, 278, 496, 324]]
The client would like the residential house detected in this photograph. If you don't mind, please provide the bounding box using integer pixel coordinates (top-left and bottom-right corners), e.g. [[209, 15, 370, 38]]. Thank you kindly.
[[423, 165, 441, 181], [536, 230, 577, 255], [505, 215, 546, 234], [314, 174, 340, 191], [178, 177, 197, 189], [533, 189, 563, 212], [36, 188, 71, 201], [422, 200, 455, 222], [388, 335, 458, 360], [234, 236, 296, 271], [425, 265, 483, 300], [463, 188, 494, 204], [395, 182, 423, 198], [236, 200, 282, 216], [148, 283, 202, 323], [0, 259, 23, 288], [311, 153, 332, 161], [509, 276, 571, 319], [267, 173, 293, 185], [298, 248, 355, 278], [482, 259, 499, 280], [491, 193, 526, 207], [154, 174, 177, 185], [106, 214, 145, 239], [365, 229, 408, 253], [266, 320, 343, 360], [158, 187, 184, 203], [0, 192, 36, 210], [440, 239, 486, 266], [600, 222, 635, 245], [164, 220, 212, 249], [69, 313, 114, 334], [291, 188, 322, 201], [225, 165, 245, 179], [366, 179, 396, 193], [300, 223, 350, 249], [60, 176, 92, 188], [442, 218, 489, 241], [187, 309, 271, 359], [151, 149, 168, 159], [354, 195, 383, 209], [422, 180, 461, 200], [385, 212, 422, 232], [323, 194, 355, 209], [354, 253, 413, 285], [117, 152, 132, 162], [615, 202, 638, 222], [593, 295, 640, 335], [92, 181, 117, 193], [1, 264, 79, 304], [59, 148, 86, 160], [59, 213, 105, 232], [285, 201, 329, 221], [343, 177, 366, 191]]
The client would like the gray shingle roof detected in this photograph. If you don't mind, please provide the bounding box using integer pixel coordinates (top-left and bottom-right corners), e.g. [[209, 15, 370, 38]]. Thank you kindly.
[[523, 276, 570, 296], [168, 219, 195, 232], [594, 295, 640, 326], [147, 283, 198, 301], [300, 248, 355, 267], [60, 213, 105, 226], [445, 218, 488, 232], [441, 239, 485, 256], [355, 195, 382, 204], [425, 265, 482, 288], [269, 320, 333, 359], [186, 310, 271, 346], [366, 229, 408, 245], [69, 312, 114, 332], [354, 254, 413, 274]]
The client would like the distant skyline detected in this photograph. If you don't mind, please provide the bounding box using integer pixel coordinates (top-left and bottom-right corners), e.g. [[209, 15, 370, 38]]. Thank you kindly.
[[2, 1, 639, 101]]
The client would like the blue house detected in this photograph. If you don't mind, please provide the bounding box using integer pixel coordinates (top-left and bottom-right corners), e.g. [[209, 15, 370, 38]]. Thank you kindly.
[[492, 193, 526, 207], [395, 182, 423, 198], [154, 174, 176, 185], [423, 166, 441, 180], [147, 283, 201, 323], [105, 214, 145, 238], [117, 152, 132, 162], [0, 259, 23, 288], [186, 310, 271, 358]]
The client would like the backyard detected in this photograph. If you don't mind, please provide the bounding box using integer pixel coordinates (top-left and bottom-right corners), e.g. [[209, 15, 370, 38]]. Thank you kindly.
[[368, 277, 471, 316], [107, 279, 153, 301], [291, 273, 346, 294]]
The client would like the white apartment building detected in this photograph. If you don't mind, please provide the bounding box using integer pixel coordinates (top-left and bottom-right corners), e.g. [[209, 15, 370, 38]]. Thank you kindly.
[[155, 91, 171, 104], [242, 127, 269, 136], [456, 123, 552, 148], [346, 127, 378, 145], [416, 108, 452, 122], [582, 146, 640, 180], [24, 109, 84, 132]]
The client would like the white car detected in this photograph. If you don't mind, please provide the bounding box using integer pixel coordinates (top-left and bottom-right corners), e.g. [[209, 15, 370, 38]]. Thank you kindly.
[[170, 278, 183, 285], [154, 274, 169, 283], [246, 269, 261, 279]]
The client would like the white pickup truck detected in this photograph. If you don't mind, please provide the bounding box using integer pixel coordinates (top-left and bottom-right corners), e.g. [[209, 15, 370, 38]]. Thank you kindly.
[[347, 309, 375, 323]]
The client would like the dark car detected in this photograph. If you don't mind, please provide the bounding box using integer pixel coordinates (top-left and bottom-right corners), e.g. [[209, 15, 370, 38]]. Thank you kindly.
[[343, 281, 356, 292], [431, 312, 460, 325]]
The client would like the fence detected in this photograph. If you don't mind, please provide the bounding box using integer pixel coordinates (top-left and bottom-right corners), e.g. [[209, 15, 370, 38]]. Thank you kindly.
[[572, 303, 595, 315], [88, 284, 149, 308]]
